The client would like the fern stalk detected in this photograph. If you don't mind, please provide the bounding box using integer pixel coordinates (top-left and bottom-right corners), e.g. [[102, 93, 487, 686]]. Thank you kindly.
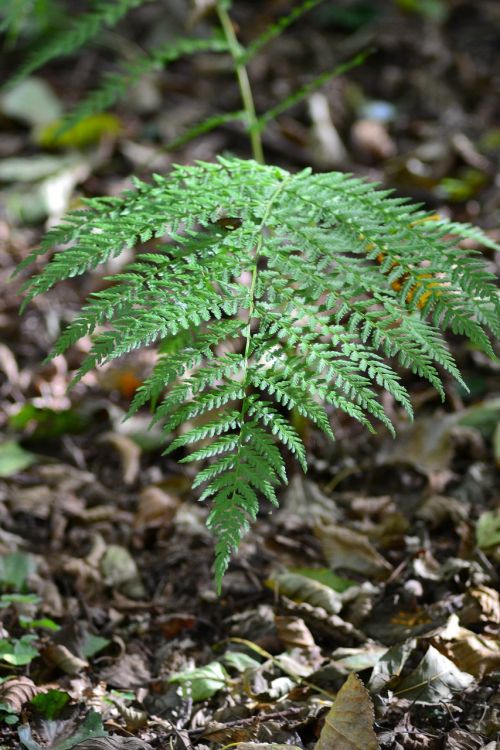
[[216, 1, 264, 164]]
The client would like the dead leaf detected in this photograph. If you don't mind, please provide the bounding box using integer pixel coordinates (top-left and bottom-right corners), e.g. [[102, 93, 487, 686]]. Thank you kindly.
[[100, 545, 145, 600], [98, 652, 151, 688], [275, 616, 316, 650], [98, 432, 141, 485], [444, 728, 484, 750], [368, 639, 417, 694], [416, 495, 469, 527], [266, 572, 343, 615], [433, 615, 500, 679], [74, 740, 153, 750], [43, 643, 89, 675], [315, 673, 379, 750], [461, 585, 500, 626], [134, 486, 180, 529], [394, 645, 474, 703], [0, 676, 38, 712], [314, 523, 392, 579]]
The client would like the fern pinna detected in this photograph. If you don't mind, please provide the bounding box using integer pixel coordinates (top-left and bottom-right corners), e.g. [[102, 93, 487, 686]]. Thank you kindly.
[[18, 158, 499, 590]]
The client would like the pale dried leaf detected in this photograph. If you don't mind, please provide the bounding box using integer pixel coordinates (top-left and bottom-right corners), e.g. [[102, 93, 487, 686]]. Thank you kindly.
[[314, 523, 392, 579], [315, 672, 379, 750], [267, 572, 343, 615], [43, 643, 89, 675], [0, 676, 38, 712], [275, 616, 316, 650], [394, 645, 474, 703], [98, 432, 141, 485], [134, 486, 180, 529]]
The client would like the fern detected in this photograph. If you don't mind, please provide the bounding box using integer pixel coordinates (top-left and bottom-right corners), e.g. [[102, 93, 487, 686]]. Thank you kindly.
[[18, 157, 499, 590], [8, 0, 151, 85], [58, 35, 229, 134]]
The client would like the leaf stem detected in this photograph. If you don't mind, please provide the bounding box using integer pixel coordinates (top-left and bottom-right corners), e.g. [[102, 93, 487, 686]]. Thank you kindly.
[[216, 2, 264, 164]]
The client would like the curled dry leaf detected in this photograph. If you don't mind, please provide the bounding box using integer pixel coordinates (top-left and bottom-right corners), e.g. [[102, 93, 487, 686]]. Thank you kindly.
[[115, 701, 148, 731], [266, 572, 343, 615], [98, 432, 141, 485], [275, 616, 316, 650], [315, 673, 379, 750], [461, 585, 500, 626], [134, 486, 180, 529], [43, 643, 89, 675], [433, 615, 500, 680], [314, 523, 392, 579], [0, 676, 38, 712], [71, 737, 153, 749]]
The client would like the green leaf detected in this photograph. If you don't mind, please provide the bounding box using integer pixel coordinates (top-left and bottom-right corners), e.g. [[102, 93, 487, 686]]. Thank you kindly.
[[18, 709, 106, 750], [19, 615, 60, 632], [0, 552, 36, 592], [81, 633, 110, 658], [31, 690, 70, 721], [0, 635, 39, 666], [9, 404, 88, 439], [476, 509, 500, 550], [0, 441, 36, 477], [221, 651, 261, 672], [169, 661, 228, 702]]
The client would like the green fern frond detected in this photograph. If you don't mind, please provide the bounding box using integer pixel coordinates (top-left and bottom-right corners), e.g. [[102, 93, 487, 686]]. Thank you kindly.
[[19, 156, 499, 588], [59, 35, 229, 133], [242, 0, 325, 64], [9, 0, 151, 85]]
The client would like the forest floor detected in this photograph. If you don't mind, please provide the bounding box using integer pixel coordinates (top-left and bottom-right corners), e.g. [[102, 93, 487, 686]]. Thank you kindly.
[[0, 1, 499, 749]]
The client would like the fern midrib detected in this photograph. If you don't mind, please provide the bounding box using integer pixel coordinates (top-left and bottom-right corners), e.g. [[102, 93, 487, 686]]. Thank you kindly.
[[230, 173, 294, 504]]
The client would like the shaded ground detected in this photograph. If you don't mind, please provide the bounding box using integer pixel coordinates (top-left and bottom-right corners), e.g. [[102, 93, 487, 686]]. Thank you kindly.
[[0, 1, 499, 749]]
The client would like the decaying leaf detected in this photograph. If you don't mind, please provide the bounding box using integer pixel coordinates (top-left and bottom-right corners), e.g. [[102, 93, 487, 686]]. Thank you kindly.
[[43, 644, 88, 676], [98, 433, 141, 485], [315, 673, 379, 750], [133, 486, 180, 529], [275, 616, 316, 650], [433, 615, 500, 679], [314, 523, 392, 579], [18, 708, 106, 750], [394, 645, 474, 703], [331, 644, 387, 673], [114, 701, 148, 731], [266, 572, 343, 615], [461, 585, 500, 626], [99, 545, 145, 600], [368, 639, 417, 694], [98, 652, 151, 689], [0, 676, 38, 713], [73, 739, 153, 750]]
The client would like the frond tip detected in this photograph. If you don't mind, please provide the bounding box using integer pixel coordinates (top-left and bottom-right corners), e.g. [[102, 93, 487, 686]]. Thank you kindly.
[[18, 157, 500, 590]]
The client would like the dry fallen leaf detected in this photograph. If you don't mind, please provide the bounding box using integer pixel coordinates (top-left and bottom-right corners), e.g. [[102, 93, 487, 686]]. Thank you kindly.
[[433, 615, 500, 679], [275, 616, 316, 650], [266, 571, 343, 615], [44, 643, 89, 675], [134, 486, 180, 529], [314, 523, 392, 579], [98, 432, 141, 485], [0, 676, 38, 712], [315, 672, 379, 750]]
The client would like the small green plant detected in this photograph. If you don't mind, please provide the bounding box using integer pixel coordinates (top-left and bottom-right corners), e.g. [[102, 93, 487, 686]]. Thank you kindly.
[[6, 1, 499, 590]]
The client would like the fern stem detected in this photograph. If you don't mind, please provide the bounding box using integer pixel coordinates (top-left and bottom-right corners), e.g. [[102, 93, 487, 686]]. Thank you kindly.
[[216, 2, 264, 164]]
